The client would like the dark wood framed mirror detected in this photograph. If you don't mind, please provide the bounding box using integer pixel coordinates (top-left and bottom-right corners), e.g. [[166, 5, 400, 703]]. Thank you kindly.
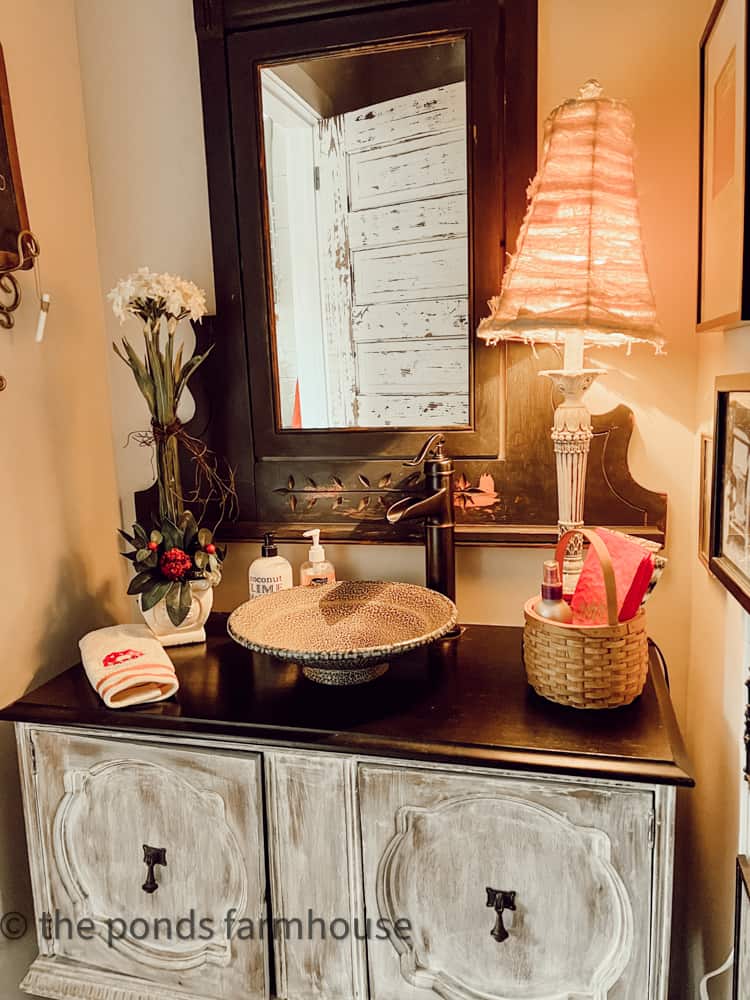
[[134, 0, 667, 546], [229, 1, 506, 458]]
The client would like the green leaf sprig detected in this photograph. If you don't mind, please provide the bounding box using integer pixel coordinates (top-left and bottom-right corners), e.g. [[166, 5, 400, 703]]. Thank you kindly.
[[120, 511, 226, 627]]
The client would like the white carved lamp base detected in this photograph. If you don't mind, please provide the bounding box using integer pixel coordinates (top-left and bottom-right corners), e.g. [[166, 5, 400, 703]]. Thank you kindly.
[[540, 368, 601, 595]]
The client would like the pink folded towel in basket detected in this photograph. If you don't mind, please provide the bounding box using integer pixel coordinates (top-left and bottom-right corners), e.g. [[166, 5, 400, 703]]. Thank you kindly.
[[79, 625, 179, 708]]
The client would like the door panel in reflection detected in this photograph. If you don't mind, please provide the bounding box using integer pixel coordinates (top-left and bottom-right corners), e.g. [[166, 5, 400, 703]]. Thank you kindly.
[[260, 40, 469, 430]]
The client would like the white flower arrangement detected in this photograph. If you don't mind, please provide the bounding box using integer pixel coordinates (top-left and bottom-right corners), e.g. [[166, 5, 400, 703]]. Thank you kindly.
[[111, 266, 235, 570], [108, 267, 207, 325], [110, 267, 218, 524]]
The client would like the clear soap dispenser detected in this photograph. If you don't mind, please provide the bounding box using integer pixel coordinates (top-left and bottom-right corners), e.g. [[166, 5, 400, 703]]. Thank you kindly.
[[300, 529, 336, 587]]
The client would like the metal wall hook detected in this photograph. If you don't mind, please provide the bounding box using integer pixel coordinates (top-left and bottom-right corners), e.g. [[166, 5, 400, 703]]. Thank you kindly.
[[0, 229, 41, 330]]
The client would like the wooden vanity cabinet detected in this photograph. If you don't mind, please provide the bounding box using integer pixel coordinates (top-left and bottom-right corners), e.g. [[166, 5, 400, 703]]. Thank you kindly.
[[2, 619, 691, 1000]]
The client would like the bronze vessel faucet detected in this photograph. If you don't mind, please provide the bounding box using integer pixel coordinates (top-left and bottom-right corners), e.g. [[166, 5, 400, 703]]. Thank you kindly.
[[386, 433, 456, 604]]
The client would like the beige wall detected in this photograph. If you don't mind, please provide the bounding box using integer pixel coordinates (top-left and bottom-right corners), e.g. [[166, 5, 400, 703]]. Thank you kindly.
[[72, 0, 741, 996], [684, 326, 750, 995], [0, 1, 130, 995], [75, 0, 215, 543]]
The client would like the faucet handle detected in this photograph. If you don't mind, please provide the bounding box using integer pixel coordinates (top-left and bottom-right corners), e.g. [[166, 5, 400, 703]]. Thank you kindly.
[[404, 433, 446, 468]]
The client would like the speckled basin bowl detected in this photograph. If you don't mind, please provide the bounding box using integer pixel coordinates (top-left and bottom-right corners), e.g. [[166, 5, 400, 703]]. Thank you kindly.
[[227, 581, 458, 685]]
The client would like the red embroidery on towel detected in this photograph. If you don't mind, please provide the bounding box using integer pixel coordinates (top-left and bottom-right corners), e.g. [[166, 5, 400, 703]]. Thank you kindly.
[[102, 649, 144, 668]]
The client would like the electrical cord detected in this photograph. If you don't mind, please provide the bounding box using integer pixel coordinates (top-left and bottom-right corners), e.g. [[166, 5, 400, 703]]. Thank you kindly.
[[650, 639, 670, 690], [649, 644, 734, 998], [699, 950, 733, 998]]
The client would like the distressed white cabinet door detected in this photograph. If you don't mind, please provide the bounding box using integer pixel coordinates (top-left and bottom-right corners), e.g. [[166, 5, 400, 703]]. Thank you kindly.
[[316, 82, 469, 427], [359, 764, 654, 1000], [24, 728, 268, 1000], [266, 752, 367, 1000]]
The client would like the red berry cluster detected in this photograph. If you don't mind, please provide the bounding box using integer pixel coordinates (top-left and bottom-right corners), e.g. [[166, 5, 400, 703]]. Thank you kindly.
[[159, 547, 193, 581]]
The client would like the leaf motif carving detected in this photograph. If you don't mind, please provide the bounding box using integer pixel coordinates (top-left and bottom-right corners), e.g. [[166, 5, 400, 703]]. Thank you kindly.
[[306, 497, 318, 511], [289, 494, 297, 512], [357, 496, 370, 512], [305, 477, 317, 489], [332, 476, 344, 491], [378, 473, 392, 489], [358, 474, 371, 488], [331, 496, 343, 510], [287, 475, 295, 491]]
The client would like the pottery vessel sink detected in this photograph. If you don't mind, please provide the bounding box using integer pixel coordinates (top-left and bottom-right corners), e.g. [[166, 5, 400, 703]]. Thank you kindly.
[[227, 580, 458, 685]]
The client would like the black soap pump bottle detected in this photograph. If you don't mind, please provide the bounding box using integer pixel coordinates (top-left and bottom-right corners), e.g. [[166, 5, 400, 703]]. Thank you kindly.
[[535, 560, 573, 623]]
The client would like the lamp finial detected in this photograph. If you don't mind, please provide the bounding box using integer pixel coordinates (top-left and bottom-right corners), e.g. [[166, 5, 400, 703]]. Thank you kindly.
[[578, 79, 603, 99]]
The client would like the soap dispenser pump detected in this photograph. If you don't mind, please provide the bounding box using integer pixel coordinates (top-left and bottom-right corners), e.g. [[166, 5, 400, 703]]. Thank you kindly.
[[248, 531, 293, 599], [300, 529, 336, 587]]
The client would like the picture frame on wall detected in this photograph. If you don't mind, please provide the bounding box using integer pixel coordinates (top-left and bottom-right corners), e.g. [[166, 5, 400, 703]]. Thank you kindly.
[[698, 0, 749, 330], [710, 375, 750, 611], [0, 43, 31, 271], [699, 433, 713, 567], [734, 855, 750, 999]]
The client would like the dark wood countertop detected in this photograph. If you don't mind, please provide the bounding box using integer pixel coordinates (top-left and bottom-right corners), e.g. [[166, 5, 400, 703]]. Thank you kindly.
[[0, 615, 692, 786]]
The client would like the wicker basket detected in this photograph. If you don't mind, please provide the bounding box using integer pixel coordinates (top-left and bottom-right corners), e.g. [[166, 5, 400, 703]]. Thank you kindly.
[[523, 528, 649, 709]]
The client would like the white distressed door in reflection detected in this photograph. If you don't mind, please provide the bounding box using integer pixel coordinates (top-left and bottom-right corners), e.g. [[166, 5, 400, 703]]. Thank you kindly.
[[259, 40, 470, 430]]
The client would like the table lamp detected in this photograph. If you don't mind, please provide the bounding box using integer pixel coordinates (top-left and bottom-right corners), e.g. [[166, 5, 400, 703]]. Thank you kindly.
[[478, 80, 663, 591]]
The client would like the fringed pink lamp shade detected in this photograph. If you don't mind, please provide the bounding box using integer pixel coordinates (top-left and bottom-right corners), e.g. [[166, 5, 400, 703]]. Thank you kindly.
[[478, 80, 663, 354]]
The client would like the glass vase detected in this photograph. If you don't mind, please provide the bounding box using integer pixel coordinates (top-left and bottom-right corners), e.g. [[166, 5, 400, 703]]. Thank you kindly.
[[156, 432, 183, 525]]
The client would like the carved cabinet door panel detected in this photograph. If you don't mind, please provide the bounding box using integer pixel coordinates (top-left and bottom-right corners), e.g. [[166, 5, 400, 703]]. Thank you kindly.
[[358, 764, 654, 1000], [28, 729, 268, 1000]]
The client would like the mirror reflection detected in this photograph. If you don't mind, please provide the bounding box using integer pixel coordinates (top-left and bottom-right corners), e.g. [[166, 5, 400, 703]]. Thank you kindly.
[[260, 39, 469, 430]]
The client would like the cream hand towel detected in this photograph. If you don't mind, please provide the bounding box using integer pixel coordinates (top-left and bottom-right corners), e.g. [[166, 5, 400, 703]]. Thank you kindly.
[[79, 625, 179, 708]]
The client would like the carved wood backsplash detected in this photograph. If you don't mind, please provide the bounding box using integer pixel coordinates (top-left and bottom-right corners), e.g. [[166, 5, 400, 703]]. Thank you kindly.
[[251, 342, 665, 540], [136, 336, 666, 545]]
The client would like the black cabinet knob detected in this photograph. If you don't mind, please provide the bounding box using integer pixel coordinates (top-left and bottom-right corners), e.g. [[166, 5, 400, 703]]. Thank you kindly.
[[142, 845, 167, 894], [486, 887, 516, 943]]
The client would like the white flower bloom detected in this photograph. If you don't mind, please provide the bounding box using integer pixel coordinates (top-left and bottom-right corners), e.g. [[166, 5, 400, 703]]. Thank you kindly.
[[109, 268, 207, 324]]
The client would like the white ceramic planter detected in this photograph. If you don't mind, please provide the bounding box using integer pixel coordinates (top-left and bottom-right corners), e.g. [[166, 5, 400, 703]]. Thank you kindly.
[[140, 579, 214, 646]]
